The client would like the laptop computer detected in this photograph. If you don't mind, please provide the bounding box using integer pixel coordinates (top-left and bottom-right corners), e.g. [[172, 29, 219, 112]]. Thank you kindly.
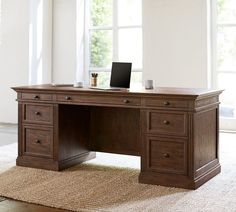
[[90, 62, 132, 91]]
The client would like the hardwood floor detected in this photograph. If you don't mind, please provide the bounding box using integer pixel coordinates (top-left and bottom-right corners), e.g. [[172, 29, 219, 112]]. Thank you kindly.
[[0, 198, 69, 212]]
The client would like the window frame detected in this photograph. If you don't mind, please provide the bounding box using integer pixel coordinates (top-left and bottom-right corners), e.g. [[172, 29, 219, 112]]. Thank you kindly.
[[84, 0, 143, 79], [211, 0, 236, 131]]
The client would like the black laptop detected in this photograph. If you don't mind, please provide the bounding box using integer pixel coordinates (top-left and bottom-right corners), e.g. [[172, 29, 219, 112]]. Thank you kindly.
[[90, 62, 132, 90]]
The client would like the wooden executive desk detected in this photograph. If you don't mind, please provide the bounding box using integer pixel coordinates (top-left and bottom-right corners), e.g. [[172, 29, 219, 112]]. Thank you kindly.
[[13, 84, 222, 189]]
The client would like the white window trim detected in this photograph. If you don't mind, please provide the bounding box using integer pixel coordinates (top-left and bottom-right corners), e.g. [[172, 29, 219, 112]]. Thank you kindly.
[[89, 67, 142, 72], [84, 0, 142, 78]]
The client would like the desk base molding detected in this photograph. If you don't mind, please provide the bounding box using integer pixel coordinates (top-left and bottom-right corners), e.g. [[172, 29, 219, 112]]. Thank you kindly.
[[194, 164, 221, 189], [17, 152, 96, 171], [17, 156, 59, 171], [139, 163, 221, 189], [58, 152, 96, 171]]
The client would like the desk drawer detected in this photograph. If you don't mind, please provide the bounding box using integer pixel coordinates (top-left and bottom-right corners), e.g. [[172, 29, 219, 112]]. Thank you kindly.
[[56, 94, 141, 106], [22, 93, 52, 101], [147, 137, 187, 175], [23, 126, 53, 158], [24, 104, 53, 125], [144, 98, 190, 109], [147, 111, 188, 136]]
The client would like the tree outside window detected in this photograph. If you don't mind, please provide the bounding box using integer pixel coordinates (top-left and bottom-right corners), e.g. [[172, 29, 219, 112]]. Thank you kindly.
[[86, 0, 142, 86]]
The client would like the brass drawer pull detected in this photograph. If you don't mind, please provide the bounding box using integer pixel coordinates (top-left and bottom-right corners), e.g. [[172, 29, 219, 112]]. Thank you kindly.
[[163, 120, 170, 125], [34, 95, 39, 99], [123, 99, 130, 104], [65, 96, 71, 100], [163, 153, 170, 158], [34, 95, 39, 100], [35, 111, 41, 116], [163, 101, 170, 106], [35, 139, 41, 144]]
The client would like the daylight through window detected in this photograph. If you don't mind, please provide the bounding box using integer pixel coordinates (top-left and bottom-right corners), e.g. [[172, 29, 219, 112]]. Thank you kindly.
[[85, 0, 142, 86], [214, 0, 236, 119]]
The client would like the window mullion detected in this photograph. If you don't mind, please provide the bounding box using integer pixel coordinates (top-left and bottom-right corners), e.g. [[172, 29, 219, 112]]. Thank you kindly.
[[217, 23, 236, 27], [89, 26, 113, 30], [217, 70, 236, 74], [118, 25, 142, 29]]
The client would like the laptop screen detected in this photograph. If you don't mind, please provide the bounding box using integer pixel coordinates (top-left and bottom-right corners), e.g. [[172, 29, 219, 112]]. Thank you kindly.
[[110, 62, 132, 88]]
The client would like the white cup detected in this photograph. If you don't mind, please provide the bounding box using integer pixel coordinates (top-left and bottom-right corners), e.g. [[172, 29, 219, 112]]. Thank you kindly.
[[73, 82, 83, 88], [145, 80, 154, 89]]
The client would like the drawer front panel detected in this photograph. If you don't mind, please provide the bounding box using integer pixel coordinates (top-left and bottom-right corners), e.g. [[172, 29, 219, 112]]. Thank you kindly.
[[147, 111, 188, 136], [145, 98, 190, 109], [147, 137, 187, 175], [24, 126, 53, 158], [24, 104, 53, 125], [22, 93, 52, 101], [56, 94, 141, 106]]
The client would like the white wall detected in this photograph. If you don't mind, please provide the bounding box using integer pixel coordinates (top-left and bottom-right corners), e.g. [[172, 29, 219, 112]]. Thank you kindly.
[[0, 0, 210, 123], [0, 0, 77, 123], [52, 0, 77, 83], [143, 0, 209, 88], [0, 0, 30, 123]]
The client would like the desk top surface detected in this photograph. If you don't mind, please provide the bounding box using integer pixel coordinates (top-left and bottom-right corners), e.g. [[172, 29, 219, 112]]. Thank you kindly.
[[12, 84, 223, 98]]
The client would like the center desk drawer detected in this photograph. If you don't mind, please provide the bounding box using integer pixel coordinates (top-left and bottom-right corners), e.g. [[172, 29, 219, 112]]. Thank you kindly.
[[23, 104, 53, 125], [56, 94, 141, 106], [147, 111, 188, 136]]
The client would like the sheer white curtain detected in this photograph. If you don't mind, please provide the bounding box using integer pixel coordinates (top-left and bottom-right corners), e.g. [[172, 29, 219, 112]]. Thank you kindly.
[[29, 0, 87, 85], [76, 0, 88, 84], [29, 0, 52, 85]]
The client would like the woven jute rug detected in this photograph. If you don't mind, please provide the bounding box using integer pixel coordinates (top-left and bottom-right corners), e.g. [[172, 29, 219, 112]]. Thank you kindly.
[[0, 160, 236, 212], [1, 133, 236, 212]]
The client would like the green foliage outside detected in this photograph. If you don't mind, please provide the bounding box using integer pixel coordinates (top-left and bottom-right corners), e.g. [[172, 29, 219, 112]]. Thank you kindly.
[[90, 0, 112, 26], [90, 31, 112, 68], [89, 0, 142, 86], [217, 0, 225, 14], [90, 0, 112, 68]]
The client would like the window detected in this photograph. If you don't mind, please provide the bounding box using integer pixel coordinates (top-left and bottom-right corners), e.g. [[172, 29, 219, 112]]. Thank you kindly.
[[85, 0, 142, 86], [213, 0, 236, 126]]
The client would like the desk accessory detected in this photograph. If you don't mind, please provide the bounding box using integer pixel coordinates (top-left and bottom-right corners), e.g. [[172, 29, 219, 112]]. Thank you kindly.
[[73, 82, 83, 88], [91, 73, 98, 87], [145, 80, 154, 89]]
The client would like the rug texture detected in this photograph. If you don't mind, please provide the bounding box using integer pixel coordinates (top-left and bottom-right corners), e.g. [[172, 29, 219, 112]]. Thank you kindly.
[[0, 161, 236, 212], [1, 133, 236, 211]]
